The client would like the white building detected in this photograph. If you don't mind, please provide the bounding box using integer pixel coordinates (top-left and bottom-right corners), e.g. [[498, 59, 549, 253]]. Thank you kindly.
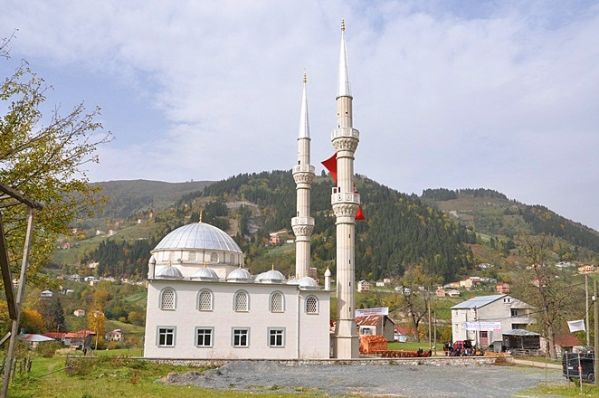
[[451, 294, 534, 351]]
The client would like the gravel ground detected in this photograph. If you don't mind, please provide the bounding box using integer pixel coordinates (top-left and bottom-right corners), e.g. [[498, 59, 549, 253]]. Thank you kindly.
[[163, 360, 566, 397]]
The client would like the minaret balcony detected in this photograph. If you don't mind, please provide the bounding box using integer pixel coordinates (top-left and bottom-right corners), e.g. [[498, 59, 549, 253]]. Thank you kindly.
[[291, 216, 315, 228], [331, 127, 359, 141], [292, 164, 315, 175], [331, 187, 360, 206]]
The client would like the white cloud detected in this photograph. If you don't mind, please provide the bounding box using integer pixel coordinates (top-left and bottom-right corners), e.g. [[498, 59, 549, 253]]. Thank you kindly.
[[2, 0, 599, 229]]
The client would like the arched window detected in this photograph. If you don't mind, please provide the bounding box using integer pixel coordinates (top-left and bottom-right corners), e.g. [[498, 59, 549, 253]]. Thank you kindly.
[[234, 290, 249, 312], [270, 291, 284, 313], [160, 288, 176, 310], [210, 252, 218, 263], [198, 289, 213, 311], [305, 295, 318, 314]]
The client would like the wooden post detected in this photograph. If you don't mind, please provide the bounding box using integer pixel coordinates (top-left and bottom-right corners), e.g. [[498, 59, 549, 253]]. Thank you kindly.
[[1, 209, 34, 398]]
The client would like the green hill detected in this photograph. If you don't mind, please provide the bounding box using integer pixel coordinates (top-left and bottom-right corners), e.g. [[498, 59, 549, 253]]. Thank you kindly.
[[421, 188, 599, 264]]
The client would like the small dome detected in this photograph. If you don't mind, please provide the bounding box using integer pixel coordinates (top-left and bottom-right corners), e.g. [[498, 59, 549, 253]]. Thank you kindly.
[[226, 268, 252, 282], [324, 268, 331, 277], [255, 269, 286, 284], [155, 266, 183, 279], [286, 278, 300, 285], [298, 276, 319, 289], [191, 268, 219, 281]]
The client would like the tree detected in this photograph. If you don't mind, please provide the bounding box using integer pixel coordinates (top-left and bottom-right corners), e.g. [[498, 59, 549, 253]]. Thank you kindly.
[[398, 265, 440, 342], [513, 235, 584, 359], [38, 297, 65, 332], [0, 36, 110, 286]]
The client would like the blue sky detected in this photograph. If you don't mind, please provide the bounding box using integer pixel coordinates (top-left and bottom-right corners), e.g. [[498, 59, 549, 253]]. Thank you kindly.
[[1, 0, 599, 230]]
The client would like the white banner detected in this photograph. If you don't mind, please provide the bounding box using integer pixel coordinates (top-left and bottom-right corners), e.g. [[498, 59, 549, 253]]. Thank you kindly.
[[567, 319, 586, 333], [355, 307, 389, 317], [464, 321, 501, 331]]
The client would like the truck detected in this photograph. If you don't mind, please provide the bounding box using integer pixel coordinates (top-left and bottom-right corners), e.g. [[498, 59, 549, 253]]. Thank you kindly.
[[562, 351, 595, 383]]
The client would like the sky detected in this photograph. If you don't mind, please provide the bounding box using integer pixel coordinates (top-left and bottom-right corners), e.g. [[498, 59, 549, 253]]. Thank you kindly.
[[1, 0, 599, 230]]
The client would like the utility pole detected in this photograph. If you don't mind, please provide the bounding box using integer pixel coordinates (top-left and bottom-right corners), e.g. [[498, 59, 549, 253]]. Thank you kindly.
[[433, 310, 437, 356], [427, 288, 432, 350], [594, 279, 598, 386], [585, 273, 590, 346]]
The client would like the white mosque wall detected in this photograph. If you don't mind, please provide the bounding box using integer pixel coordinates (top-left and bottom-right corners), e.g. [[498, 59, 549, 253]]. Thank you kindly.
[[144, 280, 330, 359]]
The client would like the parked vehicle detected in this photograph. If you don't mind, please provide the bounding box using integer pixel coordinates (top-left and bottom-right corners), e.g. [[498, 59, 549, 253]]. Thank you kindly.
[[562, 352, 595, 383]]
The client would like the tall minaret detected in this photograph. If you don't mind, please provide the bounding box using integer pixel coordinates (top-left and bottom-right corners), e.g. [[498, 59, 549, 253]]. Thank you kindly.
[[332, 19, 360, 359], [292, 73, 315, 278]]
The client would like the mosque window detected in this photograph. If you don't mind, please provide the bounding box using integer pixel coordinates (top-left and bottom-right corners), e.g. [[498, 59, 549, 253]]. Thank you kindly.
[[195, 328, 213, 347], [198, 289, 213, 311], [160, 288, 176, 310], [188, 251, 197, 262], [268, 328, 285, 348], [270, 292, 284, 313], [157, 327, 175, 347], [210, 252, 218, 263], [234, 290, 249, 312], [232, 328, 249, 347], [305, 296, 318, 314]]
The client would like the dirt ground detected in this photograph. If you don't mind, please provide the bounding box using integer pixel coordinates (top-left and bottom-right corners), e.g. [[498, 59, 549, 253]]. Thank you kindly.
[[164, 360, 566, 397]]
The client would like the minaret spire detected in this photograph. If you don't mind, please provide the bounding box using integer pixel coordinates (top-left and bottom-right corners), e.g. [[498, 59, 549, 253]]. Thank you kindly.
[[337, 18, 351, 98], [298, 72, 310, 138], [332, 19, 360, 359], [292, 72, 315, 279]]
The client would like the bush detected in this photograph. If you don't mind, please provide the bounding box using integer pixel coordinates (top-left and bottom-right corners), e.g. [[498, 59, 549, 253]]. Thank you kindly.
[[37, 341, 63, 358]]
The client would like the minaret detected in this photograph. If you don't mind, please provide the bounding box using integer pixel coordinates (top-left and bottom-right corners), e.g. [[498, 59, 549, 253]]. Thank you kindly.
[[292, 72, 315, 278], [332, 19, 360, 359]]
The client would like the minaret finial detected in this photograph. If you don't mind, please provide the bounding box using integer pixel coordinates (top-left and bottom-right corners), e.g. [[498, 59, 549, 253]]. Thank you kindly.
[[337, 19, 351, 97], [298, 71, 310, 138]]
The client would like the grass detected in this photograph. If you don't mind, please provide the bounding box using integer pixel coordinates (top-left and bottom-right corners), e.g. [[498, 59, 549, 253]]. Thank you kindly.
[[387, 341, 444, 352], [519, 382, 599, 397], [516, 355, 561, 364], [9, 350, 318, 398]]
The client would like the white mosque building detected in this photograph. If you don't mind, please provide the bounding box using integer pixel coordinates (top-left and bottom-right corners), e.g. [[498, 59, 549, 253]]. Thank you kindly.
[[143, 21, 360, 360]]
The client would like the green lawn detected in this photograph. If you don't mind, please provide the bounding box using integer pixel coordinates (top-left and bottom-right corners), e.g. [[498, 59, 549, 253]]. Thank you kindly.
[[10, 350, 320, 398], [387, 341, 444, 352], [521, 382, 599, 397]]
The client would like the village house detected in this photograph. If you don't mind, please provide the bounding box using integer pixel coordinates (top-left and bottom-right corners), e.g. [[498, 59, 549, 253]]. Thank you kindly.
[[495, 282, 510, 294], [355, 315, 395, 341], [451, 294, 535, 351], [357, 280, 370, 293], [268, 229, 288, 245], [73, 309, 86, 317], [40, 290, 53, 298], [105, 329, 124, 342]]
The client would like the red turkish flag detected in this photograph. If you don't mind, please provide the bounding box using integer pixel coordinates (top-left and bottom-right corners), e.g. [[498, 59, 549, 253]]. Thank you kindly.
[[356, 205, 365, 221], [321, 153, 337, 184]]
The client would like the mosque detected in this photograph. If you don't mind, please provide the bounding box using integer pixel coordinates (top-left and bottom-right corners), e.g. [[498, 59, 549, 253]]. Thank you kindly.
[[143, 21, 361, 359]]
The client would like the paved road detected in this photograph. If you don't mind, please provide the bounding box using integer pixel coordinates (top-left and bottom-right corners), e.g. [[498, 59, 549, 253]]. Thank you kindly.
[[164, 361, 566, 397]]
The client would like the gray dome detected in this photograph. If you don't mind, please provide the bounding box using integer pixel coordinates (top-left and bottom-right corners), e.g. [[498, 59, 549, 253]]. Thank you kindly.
[[154, 222, 242, 253], [286, 278, 300, 285], [226, 268, 252, 282], [190, 268, 219, 281], [255, 269, 286, 284], [155, 266, 183, 279], [298, 276, 319, 289]]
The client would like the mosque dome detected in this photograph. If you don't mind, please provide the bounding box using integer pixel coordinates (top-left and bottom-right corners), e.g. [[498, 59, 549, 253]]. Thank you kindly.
[[298, 276, 319, 289], [255, 269, 286, 284], [155, 266, 184, 279], [226, 267, 252, 282], [286, 278, 300, 285], [190, 267, 219, 281], [154, 222, 242, 253]]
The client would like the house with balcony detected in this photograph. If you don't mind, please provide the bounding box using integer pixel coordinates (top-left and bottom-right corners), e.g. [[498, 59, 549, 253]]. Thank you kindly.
[[451, 294, 534, 351]]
